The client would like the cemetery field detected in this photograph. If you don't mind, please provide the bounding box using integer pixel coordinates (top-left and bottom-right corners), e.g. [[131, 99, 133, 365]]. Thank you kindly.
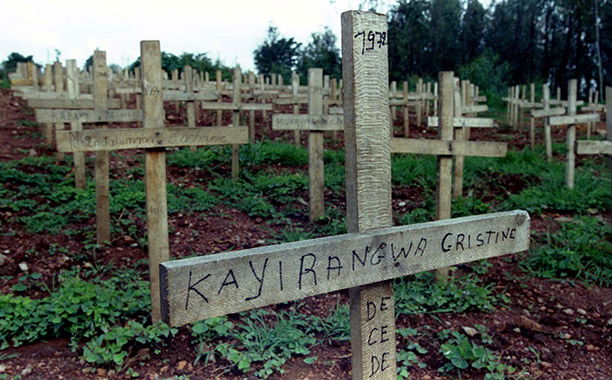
[[0, 87, 611, 379]]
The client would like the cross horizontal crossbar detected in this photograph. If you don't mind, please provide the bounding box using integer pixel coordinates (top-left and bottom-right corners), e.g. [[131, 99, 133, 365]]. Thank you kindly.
[[390, 138, 507, 157], [549, 113, 600, 126], [427, 116, 494, 128], [272, 114, 344, 131], [201, 102, 273, 111], [36, 109, 143, 123], [28, 98, 121, 109], [462, 105, 488, 113], [56, 126, 248, 152], [531, 108, 565, 118], [576, 140, 612, 155], [160, 210, 530, 326], [163, 92, 218, 102]]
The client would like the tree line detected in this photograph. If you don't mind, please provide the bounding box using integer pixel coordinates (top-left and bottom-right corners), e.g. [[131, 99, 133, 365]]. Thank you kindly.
[[2, 0, 609, 99]]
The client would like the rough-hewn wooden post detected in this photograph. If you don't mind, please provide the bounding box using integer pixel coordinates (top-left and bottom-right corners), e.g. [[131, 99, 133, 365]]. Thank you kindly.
[[66, 59, 86, 189], [308, 68, 325, 222], [53, 61, 65, 159], [93, 50, 111, 244], [607, 87, 612, 140], [529, 83, 536, 148], [402, 81, 409, 137], [452, 79, 466, 198], [342, 11, 396, 380], [435, 72, 455, 283], [292, 72, 301, 145], [543, 85, 553, 161], [566, 79, 577, 189], [231, 67, 241, 179], [215, 70, 222, 126], [141, 41, 170, 323]]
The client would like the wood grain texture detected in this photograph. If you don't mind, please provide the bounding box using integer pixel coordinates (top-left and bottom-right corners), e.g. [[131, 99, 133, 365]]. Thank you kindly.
[[307, 68, 325, 222], [542, 85, 553, 162], [29, 98, 121, 109], [273, 114, 344, 131], [576, 140, 612, 155], [549, 113, 600, 126], [160, 210, 530, 326], [341, 11, 395, 380], [35, 109, 143, 123], [56, 126, 248, 152], [390, 139, 506, 157], [435, 72, 455, 283], [141, 41, 170, 323], [231, 67, 241, 180], [93, 50, 110, 244], [566, 79, 577, 189], [427, 116, 494, 128]]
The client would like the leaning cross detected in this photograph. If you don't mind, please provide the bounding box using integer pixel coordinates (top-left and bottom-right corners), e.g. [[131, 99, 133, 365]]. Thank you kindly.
[[272, 68, 343, 221], [55, 42, 248, 322], [160, 11, 529, 380], [530, 85, 565, 161]]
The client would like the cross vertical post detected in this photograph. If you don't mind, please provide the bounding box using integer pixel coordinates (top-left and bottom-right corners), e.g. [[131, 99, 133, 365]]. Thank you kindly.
[[543, 85, 553, 161], [308, 68, 325, 222], [66, 59, 86, 189], [231, 67, 241, 179], [434, 72, 454, 283], [93, 50, 111, 244], [141, 41, 170, 322], [342, 11, 396, 379], [566, 79, 577, 189]]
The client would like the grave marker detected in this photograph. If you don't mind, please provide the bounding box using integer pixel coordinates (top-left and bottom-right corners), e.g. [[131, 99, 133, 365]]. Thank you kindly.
[[273, 68, 343, 221], [56, 42, 248, 321], [160, 15, 530, 380]]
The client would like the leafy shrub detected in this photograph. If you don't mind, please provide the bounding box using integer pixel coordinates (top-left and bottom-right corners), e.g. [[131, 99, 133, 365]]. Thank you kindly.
[[522, 217, 612, 286], [215, 310, 316, 378], [0, 270, 149, 349], [308, 303, 350, 344], [394, 272, 501, 315], [82, 321, 177, 366]]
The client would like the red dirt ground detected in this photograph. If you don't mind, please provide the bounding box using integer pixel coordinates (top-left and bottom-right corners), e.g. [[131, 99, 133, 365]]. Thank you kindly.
[[0, 88, 610, 379]]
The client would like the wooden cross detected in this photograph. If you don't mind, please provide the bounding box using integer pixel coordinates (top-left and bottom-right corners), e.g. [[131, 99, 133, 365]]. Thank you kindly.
[[201, 67, 273, 178], [394, 75, 506, 282], [35, 51, 142, 244], [272, 68, 343, 222], [425, 79, 500, 199], [530, 85, 565, 161], [547, 79, 600, 189], [159, 12, 529, 380], [55, 42, 248, 321], [273, 72, 307, 145]]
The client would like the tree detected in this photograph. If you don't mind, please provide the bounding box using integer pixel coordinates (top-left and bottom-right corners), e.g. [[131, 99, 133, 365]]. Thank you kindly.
[[459, 0, 486, 65], [388, 0, 431, 81], [253, 26, 301, 82], [2, 52, 34, 72], [296, 27, 342, 81], [429, 0, 462, 73]]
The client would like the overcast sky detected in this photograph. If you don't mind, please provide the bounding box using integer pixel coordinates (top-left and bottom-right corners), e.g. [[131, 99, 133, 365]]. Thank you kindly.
[[1, 0, 491, 72]]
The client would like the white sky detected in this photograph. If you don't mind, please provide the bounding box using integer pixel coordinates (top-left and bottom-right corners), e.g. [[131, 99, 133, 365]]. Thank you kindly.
[[1, 0, 491, 72]]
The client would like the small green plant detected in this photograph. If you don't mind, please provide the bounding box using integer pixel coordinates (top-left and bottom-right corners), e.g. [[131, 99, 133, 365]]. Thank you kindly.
[[308, 303, 350, 344], [10, 272, 44, 293], [438, 329, 514, 379], [215, 309, 316, 378], [396, 328, 427, 378], [394, 272, 501, 315], [521, 217, 612, 286], [82, 321, 177, 367], [191, 316, 234, 365]]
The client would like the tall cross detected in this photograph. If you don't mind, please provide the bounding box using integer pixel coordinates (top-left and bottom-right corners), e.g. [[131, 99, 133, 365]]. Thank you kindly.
[[159, 11, 529, 380], [55, 42, 248, 321]]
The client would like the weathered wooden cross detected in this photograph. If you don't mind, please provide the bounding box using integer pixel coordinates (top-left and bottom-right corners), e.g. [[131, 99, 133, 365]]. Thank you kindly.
[[54, 42, 248, 321], [201, 67, 273, 178], [272, 68, 343, 222], [159, 12, 529, 379], [530, 84, 565, 162], [547, 79, 600, 189]]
